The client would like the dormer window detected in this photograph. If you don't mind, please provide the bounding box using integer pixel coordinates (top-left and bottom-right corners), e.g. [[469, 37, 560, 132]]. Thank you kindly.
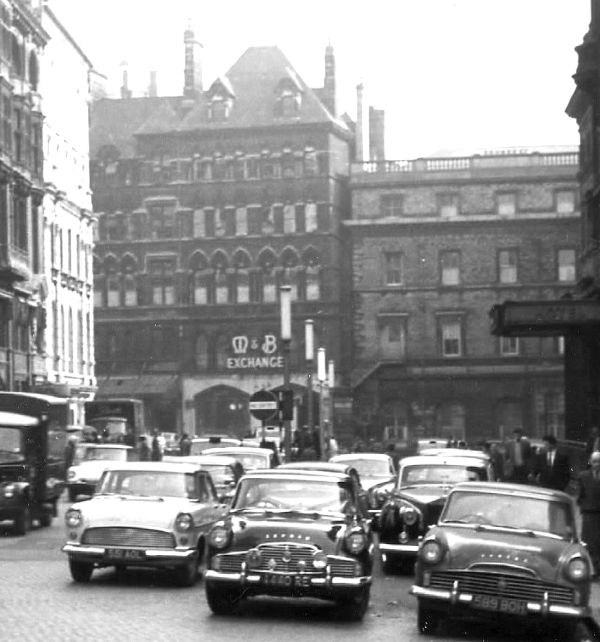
[[208, 95, 231, 121], [275, 76, 303, 117]]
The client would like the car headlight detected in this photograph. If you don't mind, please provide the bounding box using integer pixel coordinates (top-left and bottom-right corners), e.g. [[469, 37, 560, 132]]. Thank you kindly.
[[67, 469, 77, 481], [420, 539, 444, 564], [345, 530, 366, 554], [175, 513, 193, 532], [2, 483, 15, 498], [312, 550, 327, 569], [208, 525, 230, 549], [400, 506, 418, 526], [65, 508, 83, 528], [566, 557, 590, 582]]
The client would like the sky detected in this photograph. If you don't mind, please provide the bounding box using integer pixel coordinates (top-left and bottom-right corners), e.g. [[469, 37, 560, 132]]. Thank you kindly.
[[49, 0, 590, 159]]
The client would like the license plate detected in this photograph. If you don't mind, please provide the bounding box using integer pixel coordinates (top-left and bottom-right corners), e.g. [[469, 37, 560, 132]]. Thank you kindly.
[[261, 573, 312, 588], [104, 548, 146, 561], [472, 594, 527, 615]]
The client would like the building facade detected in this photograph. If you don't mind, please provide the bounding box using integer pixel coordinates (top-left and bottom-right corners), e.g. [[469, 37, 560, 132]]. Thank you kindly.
[[90, 33, 353, 435], [0, 0, 46, 391], [37, 5, 95, 424], [347, 149, 580, 444]]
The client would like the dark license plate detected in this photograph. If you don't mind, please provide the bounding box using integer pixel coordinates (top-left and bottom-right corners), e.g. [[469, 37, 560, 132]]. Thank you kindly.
[[104, 548, 146, 561], [261, 573, 312, 588], [472, 594, 527, 615]]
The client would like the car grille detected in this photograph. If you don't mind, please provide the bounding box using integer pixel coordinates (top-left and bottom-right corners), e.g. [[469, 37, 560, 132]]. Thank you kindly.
[[81, 527, 175, 548], [216, 544, 358, 577], [429, 571, 574, 605]]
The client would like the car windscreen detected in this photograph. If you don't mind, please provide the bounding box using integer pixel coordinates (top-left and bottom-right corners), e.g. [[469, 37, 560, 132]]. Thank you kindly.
[[97, 470, 199, 499], [442, 490, 574, 538], [82, 447, 128, 462], [0, 427, 22, 459], [400, 464, 484, 486], [233, 477, 351, 513], [337, 459, 390, 477]]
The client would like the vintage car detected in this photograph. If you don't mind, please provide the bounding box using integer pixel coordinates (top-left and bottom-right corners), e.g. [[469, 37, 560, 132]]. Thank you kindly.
[[411, 482, 593, 635], [163, 454, 244, 502], [190, 435, 242, 455], [66, 443, 133, 501], [204, 468, 374, 619], [203, 446, 276, 470], [377, 454, 493, 573], [62, 461, 227, 586]]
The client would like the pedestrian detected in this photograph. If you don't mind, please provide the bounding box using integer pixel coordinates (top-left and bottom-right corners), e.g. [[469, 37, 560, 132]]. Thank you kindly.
[[532, 434, 571, 491], [139, 436, 151, 461], [179, 432, 192, 456], [504, 428, 533, 483], [151, 431, 163, 461], [482, 441, 505, 481], [578, 451, 600, 576], [587, 426, 600, 459], [64, 435, 77, 470]]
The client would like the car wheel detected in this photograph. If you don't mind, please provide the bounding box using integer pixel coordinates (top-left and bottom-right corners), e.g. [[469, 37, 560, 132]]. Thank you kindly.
[[39, 510, 52, 528], [13, 506, 32, 536], [205, 582, 241, 615], [337, 585, 371, 621], [69, 559, 94, 583], [417, 602, 441, 635]]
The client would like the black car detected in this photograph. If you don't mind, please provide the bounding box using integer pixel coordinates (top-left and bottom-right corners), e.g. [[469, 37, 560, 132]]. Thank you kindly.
[[204, 468, 374, 619], [377, 453, 493, 573]]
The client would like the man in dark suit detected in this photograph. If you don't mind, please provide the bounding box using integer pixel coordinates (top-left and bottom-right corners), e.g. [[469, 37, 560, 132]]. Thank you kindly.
[[532, 434, 570, 491], [578, 451, 600, 575]]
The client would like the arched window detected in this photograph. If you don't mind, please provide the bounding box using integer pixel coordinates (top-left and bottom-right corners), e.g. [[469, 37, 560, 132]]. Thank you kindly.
[[281, 248, 299, 300], [121, 256, 138, 307], [303, 249, 320, 301], [149, 258, 176, 305], [211, 252, 229, 304], [234, 251, 251, 303], [188, 253, 209, 304], [105, 257, 120, 307], [28, 51, 39, 90], [259, 250, 277, 303], [195, 334, 209, 371]]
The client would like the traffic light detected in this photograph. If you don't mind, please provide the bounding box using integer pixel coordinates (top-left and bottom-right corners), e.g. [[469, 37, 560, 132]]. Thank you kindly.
[[278, 389, 294, 421]]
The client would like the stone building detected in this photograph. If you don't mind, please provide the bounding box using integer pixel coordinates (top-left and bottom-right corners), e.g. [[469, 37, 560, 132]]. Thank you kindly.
[[347, 148, 580, 444], [0, 0, 46, 391], [37, 4, 95, 423], [90, 30, 353, 435]]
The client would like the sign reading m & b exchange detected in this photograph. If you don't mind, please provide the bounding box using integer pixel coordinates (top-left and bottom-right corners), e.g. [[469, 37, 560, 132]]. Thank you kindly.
[[227, 333, 284, 370]]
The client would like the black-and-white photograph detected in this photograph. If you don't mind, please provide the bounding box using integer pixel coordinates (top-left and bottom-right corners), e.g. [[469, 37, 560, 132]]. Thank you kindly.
[[1, 1, 600, 640]]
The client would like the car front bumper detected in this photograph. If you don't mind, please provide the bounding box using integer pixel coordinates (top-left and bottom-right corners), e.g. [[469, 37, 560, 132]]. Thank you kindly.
[[379, 542, 419, 555], [410, 584, 591, 619], [62, 543, 197, 568]]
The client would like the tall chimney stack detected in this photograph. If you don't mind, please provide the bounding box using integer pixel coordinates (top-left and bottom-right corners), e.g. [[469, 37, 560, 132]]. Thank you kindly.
[[148, 70, 157, 97], [323, 42, 336, 116], [184, 22, 203, 98], [120, 62, 132, 99], [369, 106, 385, 161]]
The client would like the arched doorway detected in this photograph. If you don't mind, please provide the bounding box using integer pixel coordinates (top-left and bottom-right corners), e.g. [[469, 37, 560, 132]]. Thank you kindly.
[[194, 385, 249, 437]]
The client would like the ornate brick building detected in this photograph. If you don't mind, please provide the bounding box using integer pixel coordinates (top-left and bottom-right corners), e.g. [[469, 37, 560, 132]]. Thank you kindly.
[[90, 32, 353, 435], [347, 149, 580, 444]]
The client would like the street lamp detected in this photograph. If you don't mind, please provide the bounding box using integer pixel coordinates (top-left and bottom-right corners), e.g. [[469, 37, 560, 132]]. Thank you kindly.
[[280, 286, 292, 460], [305, 320, 314, 438], [317, 347, 327, 460]]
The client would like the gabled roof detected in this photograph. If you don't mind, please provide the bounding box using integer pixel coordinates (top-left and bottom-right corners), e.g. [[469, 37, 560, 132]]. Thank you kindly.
[[89, 46, 350, 158]]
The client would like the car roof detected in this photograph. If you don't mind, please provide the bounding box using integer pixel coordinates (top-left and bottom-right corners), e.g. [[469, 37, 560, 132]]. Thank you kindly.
[[278, 461, 356, 474], [163, 454, 238, 466], [79, 443, 133, 450], [400, 455, 489, 467], [419, 448, 490, 459], [330, 453, 392, 461], [449, 481, 572, 501], [204, 446, 271, 456], [97, 461, 209, 474], [241, 468, 350, 482]]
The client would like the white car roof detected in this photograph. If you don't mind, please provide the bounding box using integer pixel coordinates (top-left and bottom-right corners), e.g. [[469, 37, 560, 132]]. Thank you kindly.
[[203, 447, 271, 456], [419, 448, 489, 459], [79, 443, 133, 450], [400, 455, 489, 468], [97, 461, 207, 474], [163, 454, 238, 466], [330, 453, 392, 462]]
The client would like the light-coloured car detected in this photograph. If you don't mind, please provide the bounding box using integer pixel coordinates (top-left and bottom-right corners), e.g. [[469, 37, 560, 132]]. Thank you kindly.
[[203, 446, 275, 470], [330, 453, 396, 490], [67, 444, 132, 502], [62, 461, 227, 586]]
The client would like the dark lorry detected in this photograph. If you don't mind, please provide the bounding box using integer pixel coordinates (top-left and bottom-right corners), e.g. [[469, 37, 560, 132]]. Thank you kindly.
[[0, 392, 69, 534]]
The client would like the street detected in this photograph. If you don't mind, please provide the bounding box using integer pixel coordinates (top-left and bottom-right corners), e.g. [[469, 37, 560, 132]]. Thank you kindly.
[[0, 499, 598, 642]]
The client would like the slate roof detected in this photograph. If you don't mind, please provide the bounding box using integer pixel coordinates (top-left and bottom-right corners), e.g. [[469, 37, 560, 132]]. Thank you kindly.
[[90, 46, 349, 159]]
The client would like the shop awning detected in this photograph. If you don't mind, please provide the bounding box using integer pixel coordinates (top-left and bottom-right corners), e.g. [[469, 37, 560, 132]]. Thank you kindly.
[[96, 375, 179, 398]]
